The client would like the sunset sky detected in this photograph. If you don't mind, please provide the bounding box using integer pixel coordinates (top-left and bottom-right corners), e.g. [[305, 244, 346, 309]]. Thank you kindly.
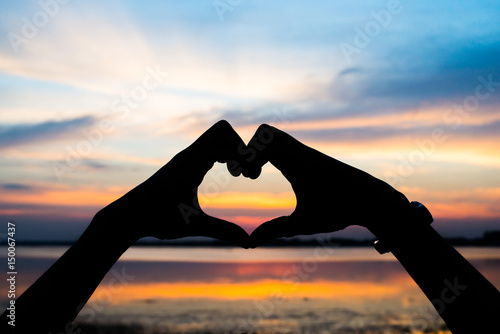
[[1, 0, 499, 241]]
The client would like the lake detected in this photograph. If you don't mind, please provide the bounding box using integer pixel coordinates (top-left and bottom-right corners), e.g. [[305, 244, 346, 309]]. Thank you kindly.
[[3, 246, 500, 333]]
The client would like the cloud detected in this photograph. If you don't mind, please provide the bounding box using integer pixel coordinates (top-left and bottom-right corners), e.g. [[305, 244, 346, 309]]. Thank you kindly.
[[164, 99, 500, 146], [0, 183, 33, 191], [161, 38, 500, 141], [292, 119, 500, 144], [166, 37, 500, 143], [0, 2, 155, 95], [334, 40, 500, 106], [80, 160, 111, 171], [0, 115, 96, 149]]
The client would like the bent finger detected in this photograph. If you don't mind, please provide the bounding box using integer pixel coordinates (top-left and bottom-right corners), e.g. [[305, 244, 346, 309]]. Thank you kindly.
[[190, 120, 249, 178], [244, 124, 305, 181]]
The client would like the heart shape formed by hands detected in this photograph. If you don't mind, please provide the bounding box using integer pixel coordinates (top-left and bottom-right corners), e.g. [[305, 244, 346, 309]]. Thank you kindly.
[[116, 120, 413, 250], [181, 121, 413, 249]]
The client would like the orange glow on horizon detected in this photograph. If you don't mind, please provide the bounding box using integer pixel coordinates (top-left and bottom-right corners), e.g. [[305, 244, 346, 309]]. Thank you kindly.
[[199, 192, 296, 210], [90, 279, 408, 304], [429, 203, 500, 220], [0, 189, 124, 207], [401, 186, 500, 220], [217, 216, 277, 232]]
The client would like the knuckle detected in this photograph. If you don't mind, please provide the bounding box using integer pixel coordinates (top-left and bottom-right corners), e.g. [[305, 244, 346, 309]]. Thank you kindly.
[[256, 123, 272, 133], [214, 119, 230, 129]]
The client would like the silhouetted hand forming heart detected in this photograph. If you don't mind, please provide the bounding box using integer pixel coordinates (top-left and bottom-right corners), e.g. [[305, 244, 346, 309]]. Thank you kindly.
[[102, 121, 413, 249], [97, 120, 251, 248], [242, 124, 414, 247]]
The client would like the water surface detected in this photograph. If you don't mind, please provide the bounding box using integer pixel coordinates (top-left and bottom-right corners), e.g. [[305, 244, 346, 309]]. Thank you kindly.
[[3, 246, 500, 333]]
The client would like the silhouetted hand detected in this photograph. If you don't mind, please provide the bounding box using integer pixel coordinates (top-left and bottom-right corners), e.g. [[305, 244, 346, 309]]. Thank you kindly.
[[97, 120, 250, 248], [245, 124, 412, 247]]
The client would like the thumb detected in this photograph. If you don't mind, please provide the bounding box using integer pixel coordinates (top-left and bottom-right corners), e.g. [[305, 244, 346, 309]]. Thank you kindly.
[[249, 216, 299, 248], [188, 213, 250, 249]]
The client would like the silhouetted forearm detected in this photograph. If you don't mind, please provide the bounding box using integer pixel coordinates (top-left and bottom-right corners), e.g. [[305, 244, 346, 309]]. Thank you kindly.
[[0, 210, 135, 333], [369, 223, 500, 333]]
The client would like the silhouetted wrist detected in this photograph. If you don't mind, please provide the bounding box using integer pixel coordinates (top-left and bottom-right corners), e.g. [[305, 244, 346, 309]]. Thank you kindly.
[[366, 200, 434, 254], [360, 186, 412, 234], [92, 202, 142, 247]]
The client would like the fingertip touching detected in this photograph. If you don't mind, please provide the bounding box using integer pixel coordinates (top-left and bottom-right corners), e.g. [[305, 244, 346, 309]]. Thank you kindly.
[[241, 123, 281, 179], [191, 214, 251, 249], [249, 216, 291, 248], [242, 165, 261, 179]]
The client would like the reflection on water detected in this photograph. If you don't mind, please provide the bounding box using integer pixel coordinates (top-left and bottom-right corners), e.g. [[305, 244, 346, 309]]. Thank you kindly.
[[79, 299, 449, 334], [4, 246, 500, 333]]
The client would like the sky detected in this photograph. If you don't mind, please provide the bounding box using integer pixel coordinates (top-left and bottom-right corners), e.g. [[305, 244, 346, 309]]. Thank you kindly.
[[0, 0, 499, 241]]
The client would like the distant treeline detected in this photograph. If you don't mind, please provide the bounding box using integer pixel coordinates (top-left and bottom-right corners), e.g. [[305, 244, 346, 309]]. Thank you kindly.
[[10, 230, 500, 247]]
